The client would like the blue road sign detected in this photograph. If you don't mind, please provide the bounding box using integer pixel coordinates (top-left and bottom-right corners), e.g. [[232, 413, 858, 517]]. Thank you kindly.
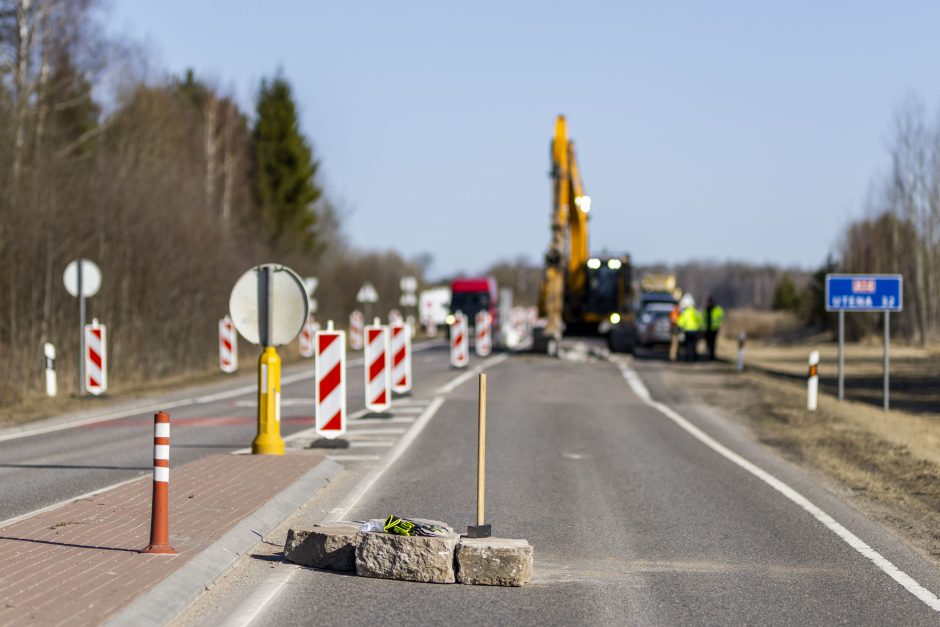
[[825, 274, 903, 312]]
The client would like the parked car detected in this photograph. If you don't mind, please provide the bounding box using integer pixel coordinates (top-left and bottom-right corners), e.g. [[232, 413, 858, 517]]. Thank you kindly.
[[636, 302, 675, 347]]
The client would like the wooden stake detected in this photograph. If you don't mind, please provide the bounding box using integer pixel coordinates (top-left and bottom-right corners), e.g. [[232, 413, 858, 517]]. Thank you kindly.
[[477, 373, 487, 526]]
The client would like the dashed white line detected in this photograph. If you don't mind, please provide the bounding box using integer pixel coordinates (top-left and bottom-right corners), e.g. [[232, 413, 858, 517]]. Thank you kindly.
[[618, 360, 940, 614]]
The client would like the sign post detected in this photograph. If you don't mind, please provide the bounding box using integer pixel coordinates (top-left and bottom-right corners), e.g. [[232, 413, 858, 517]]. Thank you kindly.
[[63, 259, 101, 396], [230, 264, 308, 454], [825, 274, 902, 411], [357, 281, 379, 325]]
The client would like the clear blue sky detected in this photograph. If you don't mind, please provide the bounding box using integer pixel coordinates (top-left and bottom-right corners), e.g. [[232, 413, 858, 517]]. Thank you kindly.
[[107, 1, 940, 278]]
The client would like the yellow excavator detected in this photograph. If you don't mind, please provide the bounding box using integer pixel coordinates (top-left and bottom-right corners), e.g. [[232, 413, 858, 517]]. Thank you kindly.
[[533, 115, 636, 355]]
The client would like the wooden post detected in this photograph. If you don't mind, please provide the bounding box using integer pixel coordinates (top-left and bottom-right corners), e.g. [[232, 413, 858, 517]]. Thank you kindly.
[[477, 373, 487, 526], [467, 373, 492, 538]]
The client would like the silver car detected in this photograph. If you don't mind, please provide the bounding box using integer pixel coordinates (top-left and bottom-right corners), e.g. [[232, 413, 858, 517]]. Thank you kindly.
[[636, 302, 675, 347]]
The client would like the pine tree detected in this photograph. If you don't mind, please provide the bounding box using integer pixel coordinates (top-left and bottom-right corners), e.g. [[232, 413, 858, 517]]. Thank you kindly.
[[252, 74, 322, 255]]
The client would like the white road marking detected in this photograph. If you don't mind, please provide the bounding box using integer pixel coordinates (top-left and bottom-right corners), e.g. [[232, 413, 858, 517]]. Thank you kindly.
[[344, 428, 407, 436], [435, 353, 509, 394], [352, 416, 415, 424], [0, 339, 444, 444], [220, 567, 299, 627], [619, 361, 940, 613], [348, 441, 395, 448]]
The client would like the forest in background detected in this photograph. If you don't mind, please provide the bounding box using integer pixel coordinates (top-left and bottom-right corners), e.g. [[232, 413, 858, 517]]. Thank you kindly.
[[0, 1, 426, 403]]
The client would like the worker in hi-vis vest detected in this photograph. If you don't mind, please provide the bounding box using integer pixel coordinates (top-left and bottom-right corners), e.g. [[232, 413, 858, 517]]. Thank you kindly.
[[668, 302, 681, 363], [703, 295, 725, 361], [676, 294, 703, 362]]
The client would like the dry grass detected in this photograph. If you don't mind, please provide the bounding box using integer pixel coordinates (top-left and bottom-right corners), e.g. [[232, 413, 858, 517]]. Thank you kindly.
[[683, 337, 940, 564], [721, 308, 803, 340]]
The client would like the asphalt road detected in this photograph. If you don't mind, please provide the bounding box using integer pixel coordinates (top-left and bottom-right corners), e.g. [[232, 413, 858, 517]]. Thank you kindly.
[[200, 343, 940, 626], [0, 339, 451, 524]]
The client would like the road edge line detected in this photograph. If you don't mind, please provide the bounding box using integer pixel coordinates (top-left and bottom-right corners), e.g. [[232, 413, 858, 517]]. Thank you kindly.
[[617, 360, 940, 613]]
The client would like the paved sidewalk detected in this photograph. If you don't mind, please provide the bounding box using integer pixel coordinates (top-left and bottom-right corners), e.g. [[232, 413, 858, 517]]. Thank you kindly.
[[0, 452, 336, 627]]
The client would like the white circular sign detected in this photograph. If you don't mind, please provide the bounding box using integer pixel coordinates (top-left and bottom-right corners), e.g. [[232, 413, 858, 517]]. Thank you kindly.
[[229, 264, 308, 346], [304, 276, 318, 295], [400, 276, 418, 294], [63, 259, 101, 298], [357, 281, 379, 303]]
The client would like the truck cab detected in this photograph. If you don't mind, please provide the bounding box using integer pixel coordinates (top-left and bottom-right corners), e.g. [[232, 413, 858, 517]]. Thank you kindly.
[[447, 277, 498, 332]]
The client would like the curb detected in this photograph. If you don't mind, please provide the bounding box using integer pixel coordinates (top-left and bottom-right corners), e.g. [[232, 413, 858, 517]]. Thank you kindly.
[[105, 457, 344, 627]]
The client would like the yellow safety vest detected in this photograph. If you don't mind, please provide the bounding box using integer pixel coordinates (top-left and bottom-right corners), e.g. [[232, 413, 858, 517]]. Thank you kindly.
[[707, 305, 725, 331], [677, 307, 703, 332]]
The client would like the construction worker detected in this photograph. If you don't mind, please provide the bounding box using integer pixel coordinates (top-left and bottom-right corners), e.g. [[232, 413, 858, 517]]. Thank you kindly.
[[676, 294, 703, 362], [668, 302, 680, 362], [703, 295, 725, 361]]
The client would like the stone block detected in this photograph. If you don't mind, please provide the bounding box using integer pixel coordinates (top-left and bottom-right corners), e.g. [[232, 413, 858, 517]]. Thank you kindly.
[[455, 538, 533, 586], [283, 522, 361, 571], [355, 530, 458, 583]]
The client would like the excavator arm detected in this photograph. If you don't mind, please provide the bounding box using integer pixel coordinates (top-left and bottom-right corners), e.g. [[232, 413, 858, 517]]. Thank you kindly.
[[536, 115, 590, 353]]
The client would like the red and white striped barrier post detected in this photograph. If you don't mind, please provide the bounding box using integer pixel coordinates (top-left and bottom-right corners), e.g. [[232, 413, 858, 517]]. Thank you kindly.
[[475, 310, 492, 357], [315, 321, 346, 438], [391, 322, 412, 394], [450, 312, 469, 368], [84, 319, 107, 395], [364, 318, 391, 412], [143, 411, 176, 554], [219, 316, 238, 373], [299, 314, 316, 358], [349, 310, 364, 351]]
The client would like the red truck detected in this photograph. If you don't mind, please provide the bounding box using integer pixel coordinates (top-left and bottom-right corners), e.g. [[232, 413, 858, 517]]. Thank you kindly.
[[447, 277, 498, 332]]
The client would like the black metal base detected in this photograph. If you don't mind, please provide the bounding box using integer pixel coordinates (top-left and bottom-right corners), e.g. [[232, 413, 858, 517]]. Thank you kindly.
[[466, 523, 492, 538], [308, 438, 350, 449]]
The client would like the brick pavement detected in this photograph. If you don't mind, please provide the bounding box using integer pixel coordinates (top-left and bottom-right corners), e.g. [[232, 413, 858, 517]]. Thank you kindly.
[[0, 452, 326, 626]]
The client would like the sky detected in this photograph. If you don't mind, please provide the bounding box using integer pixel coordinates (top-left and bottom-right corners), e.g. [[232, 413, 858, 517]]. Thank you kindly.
[[106, 1, 940, 278]]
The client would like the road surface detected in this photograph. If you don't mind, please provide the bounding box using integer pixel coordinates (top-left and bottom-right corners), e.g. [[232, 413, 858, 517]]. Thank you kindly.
[[182, 342, 940, 625]]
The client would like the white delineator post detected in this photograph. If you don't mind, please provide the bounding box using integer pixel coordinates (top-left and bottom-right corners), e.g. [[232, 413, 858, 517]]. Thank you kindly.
[[390, 322, 412, 394], [84, 319, 107, 395], [364, 319, 391, 412], [299, 314, 316, 358], [807, 350, 819, 411], [475, 310, 492, 357], [315, 321, 346, 439], [450, 312, 469, 368], [736, 332, 746, 372], [219, 316, 238, 373], [44, 343, 57, 397], [349, 310, 364, 351]]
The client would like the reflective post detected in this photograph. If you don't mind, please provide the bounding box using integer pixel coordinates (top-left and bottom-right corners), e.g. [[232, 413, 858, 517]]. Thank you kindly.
[[252, 346, 284, 455]]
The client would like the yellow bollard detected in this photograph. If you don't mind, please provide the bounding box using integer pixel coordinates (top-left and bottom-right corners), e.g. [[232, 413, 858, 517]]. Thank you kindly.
[[252, 346, 285, 455]]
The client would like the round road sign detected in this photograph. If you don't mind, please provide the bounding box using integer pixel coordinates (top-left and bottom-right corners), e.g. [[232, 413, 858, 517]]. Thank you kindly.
[[400, 276, 418, 294], [229, 264, 308, 347], [357, 281, 379, 303], [63, 259, 101, 298]]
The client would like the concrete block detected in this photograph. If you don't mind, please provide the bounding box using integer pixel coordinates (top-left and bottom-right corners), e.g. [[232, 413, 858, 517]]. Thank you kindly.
[[455, 538, 534, 586], [283, 522, 361, 571], [355, 530, 459, 583]]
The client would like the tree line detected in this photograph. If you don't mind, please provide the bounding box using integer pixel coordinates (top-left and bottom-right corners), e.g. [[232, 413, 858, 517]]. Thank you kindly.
[[0, 0, 425, 404]]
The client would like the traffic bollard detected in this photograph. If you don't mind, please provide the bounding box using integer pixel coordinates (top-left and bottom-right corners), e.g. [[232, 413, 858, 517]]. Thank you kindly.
[[736, 332, 746, 372], [807, 350, 819, 411], [467, 373, 492, 538], [252, 346, 285, 455], [143, 411, 177, 554]]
